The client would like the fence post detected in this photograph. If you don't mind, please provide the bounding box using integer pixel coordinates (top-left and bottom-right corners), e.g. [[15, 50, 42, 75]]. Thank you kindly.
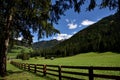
[[34, 64, 37, 73], [28, 64, 30, 71], [43, 64, 46, 76], [89, 66, 93, 80], [58, 65, 62, 80]]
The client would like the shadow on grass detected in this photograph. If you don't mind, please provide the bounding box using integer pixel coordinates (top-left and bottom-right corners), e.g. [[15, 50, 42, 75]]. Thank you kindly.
[[6, 70, 24, 76], [26, 71, 57, 80], [10, 65, 57, 80], [0, 70, 56, 80], [0, 70, 24, 80]]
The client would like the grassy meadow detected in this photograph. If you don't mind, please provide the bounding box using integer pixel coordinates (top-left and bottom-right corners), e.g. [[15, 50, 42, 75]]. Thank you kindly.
[[15, 52, 120, 67], [2, 52, 120, 80]]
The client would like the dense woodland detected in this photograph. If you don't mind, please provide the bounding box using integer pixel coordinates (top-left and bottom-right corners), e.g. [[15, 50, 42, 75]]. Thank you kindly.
[[29, 12, 120, 58]]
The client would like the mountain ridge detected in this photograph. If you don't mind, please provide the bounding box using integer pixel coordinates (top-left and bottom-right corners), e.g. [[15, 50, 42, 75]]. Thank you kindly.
[[32, 39, 62, 49]]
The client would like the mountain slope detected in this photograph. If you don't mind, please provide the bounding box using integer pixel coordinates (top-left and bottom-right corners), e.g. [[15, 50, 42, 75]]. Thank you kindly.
[[50, 12, 120, 56], [32, 39, 62, 49]]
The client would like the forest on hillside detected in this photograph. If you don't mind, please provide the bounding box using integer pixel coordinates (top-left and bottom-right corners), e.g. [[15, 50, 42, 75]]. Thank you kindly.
[[17, 12, 120, 59]]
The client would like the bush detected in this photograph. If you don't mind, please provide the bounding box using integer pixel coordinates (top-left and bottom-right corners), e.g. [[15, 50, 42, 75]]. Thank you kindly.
[[16, 53, 30, 60]]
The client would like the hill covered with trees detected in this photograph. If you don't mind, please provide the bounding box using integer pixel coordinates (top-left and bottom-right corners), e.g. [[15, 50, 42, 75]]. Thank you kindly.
[[41, 12, 120, 57], [32, 39, 62, 49]]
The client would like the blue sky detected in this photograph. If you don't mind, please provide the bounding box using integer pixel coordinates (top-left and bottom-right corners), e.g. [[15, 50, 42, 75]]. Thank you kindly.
[[32, 1, 116, 42]]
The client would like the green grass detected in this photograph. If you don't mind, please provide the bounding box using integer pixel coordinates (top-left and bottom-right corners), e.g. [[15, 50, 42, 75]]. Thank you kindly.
[[4, 52, 120, 80], [8, 45, 33, 58], [0, 62, 51, 80], [15, 52, 120, 67]]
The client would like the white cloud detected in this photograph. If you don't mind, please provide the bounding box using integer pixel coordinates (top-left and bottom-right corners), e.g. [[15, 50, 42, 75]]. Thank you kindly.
[[53, 33, 72, 40], [15, 37, 23, 41], [67, 23, 77, 29], [81, 20, 95, 26], [65, 19, 78, 29]]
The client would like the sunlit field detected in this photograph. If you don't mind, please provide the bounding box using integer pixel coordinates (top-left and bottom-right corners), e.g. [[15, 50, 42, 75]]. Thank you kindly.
[[15, 52, 120, 67], [1, 52, 120, 80]]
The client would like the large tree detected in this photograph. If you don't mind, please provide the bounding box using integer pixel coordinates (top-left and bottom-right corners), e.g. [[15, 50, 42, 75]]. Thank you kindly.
[[0, 0, 120, 77], [0, 0, 59, 77]]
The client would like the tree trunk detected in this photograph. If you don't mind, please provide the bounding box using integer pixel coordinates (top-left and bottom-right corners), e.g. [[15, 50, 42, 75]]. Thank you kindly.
[[0, 15, 12, 77], [0, 39, 9, 77]]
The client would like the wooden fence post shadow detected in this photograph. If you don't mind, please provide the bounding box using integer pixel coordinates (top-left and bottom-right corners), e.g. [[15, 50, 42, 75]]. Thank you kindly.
[[89, 66, 93, 80], [43, 64, 46, 76], [28, 64, 30, 71], [58, 65, 62, 80], [34, 64, 36, 73]]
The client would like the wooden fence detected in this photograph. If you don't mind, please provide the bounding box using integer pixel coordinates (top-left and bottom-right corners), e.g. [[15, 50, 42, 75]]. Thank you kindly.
[[11, 61, 120, 80]]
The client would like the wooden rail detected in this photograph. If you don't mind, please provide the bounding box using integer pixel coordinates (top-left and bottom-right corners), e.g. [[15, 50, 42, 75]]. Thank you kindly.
[[11, 61, 120, 80]]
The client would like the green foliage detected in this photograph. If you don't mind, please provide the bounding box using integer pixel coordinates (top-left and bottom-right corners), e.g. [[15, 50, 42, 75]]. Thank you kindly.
[[0, 0, 60, 76], [13, 45, 31, 60], [8, 45, 33, 59], [29, 50, 42, 57], [51, 0, 120, 22], [16, 53, 30, 60], [0, 0, 60, 45]]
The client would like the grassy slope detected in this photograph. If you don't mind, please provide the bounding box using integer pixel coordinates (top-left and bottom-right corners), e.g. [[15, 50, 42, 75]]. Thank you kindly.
[[13, 52, 120, 80], [7, 45, 33, 58], [16, 52, 120, 67]]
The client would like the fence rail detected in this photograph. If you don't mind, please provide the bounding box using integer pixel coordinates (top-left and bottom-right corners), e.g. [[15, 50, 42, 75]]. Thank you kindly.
[[10, 61, 120, 80]]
